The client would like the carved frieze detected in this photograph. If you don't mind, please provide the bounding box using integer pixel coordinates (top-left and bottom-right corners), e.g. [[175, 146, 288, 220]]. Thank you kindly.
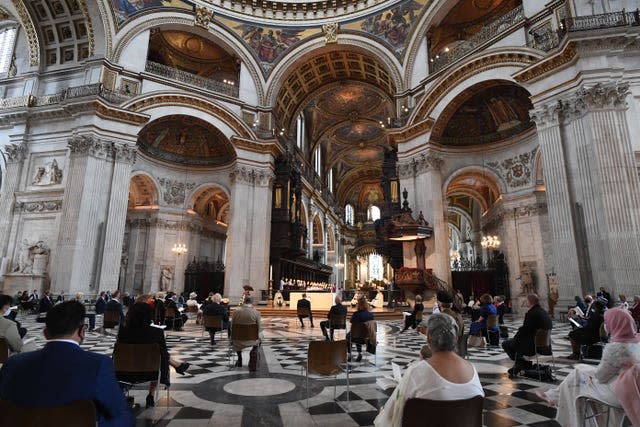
[[229, 166, 273, 187], [68, 136, 136, 162], [158, 178, 195, 205], [14, 200, 63, 213], [486, 148, 538, 189], [194, 5, 214, 28], [396, 152, 444, 178], [4, 142, 27, 163]]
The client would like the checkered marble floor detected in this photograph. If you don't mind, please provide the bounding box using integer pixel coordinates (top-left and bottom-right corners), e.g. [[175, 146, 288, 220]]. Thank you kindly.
[[9, 311, 595, 427]]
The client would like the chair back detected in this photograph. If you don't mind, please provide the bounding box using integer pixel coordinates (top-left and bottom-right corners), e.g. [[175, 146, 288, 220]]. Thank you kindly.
[[415, 310, 424, 322], [349, 322, 368, 341], [599, 323, 608, 341], [534, 329, 553, 355], [457, 333, 469, 358], [307, 340, 347, 376], [186, 305, 199, 313], [402, 395, 484, 427], [231, 323, 259, 341], [103, 310, 120, 325], [0, 337, 9, 363], [297, 307, 311, 318], [329, 314, 346, 329], [0, 399, 96, 427], [486, 314, 498, 329], [112, 342, 161, 374], [204, 314, 223, 329], [165, 306, 177, 318]]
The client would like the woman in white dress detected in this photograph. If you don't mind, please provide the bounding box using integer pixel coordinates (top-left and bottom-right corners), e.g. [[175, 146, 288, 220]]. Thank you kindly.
[[537, 307, 640, 427], [374, 313, 484, 426]]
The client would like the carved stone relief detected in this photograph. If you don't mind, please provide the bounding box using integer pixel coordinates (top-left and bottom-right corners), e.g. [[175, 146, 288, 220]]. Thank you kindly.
[[12, 239, 50, 275], [229, 166, 273, 187], [486, 148, 538, 188], [194, 5, 214, 28], [14, 200, 63, 213], [32, 159, 63, 185], [396, 152, 444, 179], [158, 178, 195, 205]]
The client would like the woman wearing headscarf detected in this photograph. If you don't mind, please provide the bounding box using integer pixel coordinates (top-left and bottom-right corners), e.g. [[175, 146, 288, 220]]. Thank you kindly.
[[536, 308, 640, 427]]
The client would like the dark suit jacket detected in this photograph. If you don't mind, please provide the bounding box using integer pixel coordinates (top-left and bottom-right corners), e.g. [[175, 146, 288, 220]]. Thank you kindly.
[[297, 298, 311, 310], [95, 297, 107, 314], [326, 303, 348, 327], [104, 299, 124, 327], [117, 325, 170, 386], [202, 302, 230, 331], [39, 296, 53, 313], [512, 304, 553, 355], [0, 341, 133, 426]]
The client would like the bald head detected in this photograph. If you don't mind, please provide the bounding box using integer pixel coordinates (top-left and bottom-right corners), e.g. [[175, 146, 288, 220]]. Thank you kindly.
[[334, 295, 342, 305], [527, 294, 539, 306]]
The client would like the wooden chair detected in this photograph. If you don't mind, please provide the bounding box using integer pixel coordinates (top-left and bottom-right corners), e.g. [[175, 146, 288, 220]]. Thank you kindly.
[[0, 337, 9, 364], [297, 307, 311, 327], [349, 321, 376, 364], [102, 309, 121, 331], [486, 314, 499, 346], [402, 395, 484, 427], [164, 306, 177, 330], [0, 399, 96, 427], [112, 342, 169, 418], [304, 340, 349, 409], [329, 313, 347, 341], [228, 323, 260, 367], [533, 328, 555, 380], [202, 314, 223, 339]]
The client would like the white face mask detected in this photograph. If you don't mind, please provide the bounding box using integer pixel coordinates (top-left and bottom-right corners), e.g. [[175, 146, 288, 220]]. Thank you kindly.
[[3, 306, 12, 317]]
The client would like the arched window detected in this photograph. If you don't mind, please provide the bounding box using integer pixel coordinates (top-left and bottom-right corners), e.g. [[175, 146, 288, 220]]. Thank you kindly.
[[313, 145, 321, 176], [327, 168, 333, 193], [0, 25, 17, 74], [296, 113, 305, 151], [369, 254, 383, 280], [367, 205, 381, 221], [345, 204, 354, 226]]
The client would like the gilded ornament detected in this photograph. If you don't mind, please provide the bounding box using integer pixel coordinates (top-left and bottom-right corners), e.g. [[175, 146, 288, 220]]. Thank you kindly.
[[322, 23, 339, 44], [194, 6, 214, 28]]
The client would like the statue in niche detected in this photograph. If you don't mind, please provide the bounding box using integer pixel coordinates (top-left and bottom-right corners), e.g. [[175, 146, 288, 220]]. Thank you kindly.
[[33, 159, 63, 185], [160, 266, 173, 291], [14, 239, 34, 274], [519, 264, 535, 295], [13, 239, 50, 275]]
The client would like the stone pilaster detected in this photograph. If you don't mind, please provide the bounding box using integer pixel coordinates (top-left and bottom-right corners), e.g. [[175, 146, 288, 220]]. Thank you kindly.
[[224, 164, 274, 299], [0, 143, 28, 260], [530, 102, 583, 300], [98, 143, 137, 290], [565, 83, 640, 297]]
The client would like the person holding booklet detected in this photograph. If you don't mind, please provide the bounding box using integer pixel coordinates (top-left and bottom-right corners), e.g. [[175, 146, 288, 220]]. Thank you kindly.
[[374, 313, 484, 426]]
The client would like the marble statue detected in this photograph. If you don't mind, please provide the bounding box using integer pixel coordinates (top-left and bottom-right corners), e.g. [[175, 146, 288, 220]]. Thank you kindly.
[[160, 266, 173, 291], [519, 264, 535, 295], [33, 159, 63, 185], [12, 239, 50, 275]]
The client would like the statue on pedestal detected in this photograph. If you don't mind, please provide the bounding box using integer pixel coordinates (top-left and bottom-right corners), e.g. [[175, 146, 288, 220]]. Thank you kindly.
[[12, 239, 49, 275], [160, 266, 173, 291], [519, 264, 535, 295]]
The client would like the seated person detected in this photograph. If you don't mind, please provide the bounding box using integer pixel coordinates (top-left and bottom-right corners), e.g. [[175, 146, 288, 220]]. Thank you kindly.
[[438, 291, 464, 338], [469, 293, 497, 337], [401, 295, 424, 332], [374, 313, 484, 426], [116, 303, 190, 408], [39, 291, 54, 313], [75, 292, 96, 332], [186, 292, 199, 308], [104, 290, 125, 328], [320, 295, 348, 341], [346, 298, 374, 362], [231, 296, 262, 368], [297, 293, 313, 327], [164, 292, 187, 331], [274, 290, 284, 307], [370, 290, 384, 308], [0, 301, 133, 426], [494, 295, 507, 324], [537, 308, 640, 427], [566, 300, 605, 359], [202, 293, 230, 345], [0, 294, 35, 354]]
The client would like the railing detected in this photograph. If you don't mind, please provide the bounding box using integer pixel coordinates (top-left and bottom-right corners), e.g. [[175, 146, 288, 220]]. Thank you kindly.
[[0, 83, 134, 110], [145, 61, 239, 98], [431, 5, 525, 73], [566, 9, 640, 31]]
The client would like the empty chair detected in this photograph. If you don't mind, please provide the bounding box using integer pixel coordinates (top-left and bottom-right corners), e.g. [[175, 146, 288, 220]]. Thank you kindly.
[[0, 399, 96, 427], [402, 396, 484, 427], [304, 340, 349, 409]]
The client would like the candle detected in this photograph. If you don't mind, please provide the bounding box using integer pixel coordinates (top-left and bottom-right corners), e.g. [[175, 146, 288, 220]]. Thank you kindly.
[[269, 265, 273, 281]]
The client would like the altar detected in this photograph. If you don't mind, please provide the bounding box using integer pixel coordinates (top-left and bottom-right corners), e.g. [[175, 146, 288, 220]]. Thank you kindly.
[[289, 291, 335, 310]]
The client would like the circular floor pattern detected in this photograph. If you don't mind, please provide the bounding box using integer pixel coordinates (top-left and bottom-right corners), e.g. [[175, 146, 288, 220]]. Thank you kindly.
[[223, 378, 297, 396]]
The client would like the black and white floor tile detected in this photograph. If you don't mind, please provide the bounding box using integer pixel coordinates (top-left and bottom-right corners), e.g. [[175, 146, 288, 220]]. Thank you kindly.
[[11, 312, 596, 427]]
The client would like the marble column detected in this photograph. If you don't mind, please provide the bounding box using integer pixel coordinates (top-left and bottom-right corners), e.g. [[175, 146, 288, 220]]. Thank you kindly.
[[562, 83, 640, 298], [98, 143, 136, 290], [224, 165, 274, 300], [530, 103, 582, 301], [0, 143, 27, 261]]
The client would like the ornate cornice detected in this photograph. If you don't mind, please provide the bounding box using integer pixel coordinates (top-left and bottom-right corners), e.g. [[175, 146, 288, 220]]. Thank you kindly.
[[4, 142, 28, 163], [397, 152, 444, 179], [78, 0, 95, 57], [413, 51, 538, 122], [14, 200, 63, 213], [231, 136, 283, 157], [513, 202, 547, 218], [68, 136, 136, 162], [158, 178, 196, 205], [513, 42, 577, 83], [11, 0, 39, 66], [388, 118, 434, 145], [126, 94, 252, 139], [229, 166, 274, 187], [128, 217, 226, 239]]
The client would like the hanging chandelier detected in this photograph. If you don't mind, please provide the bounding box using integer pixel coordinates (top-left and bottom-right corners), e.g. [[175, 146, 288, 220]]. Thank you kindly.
[[172, 243, 187, 256], [481, 235, 500, 249]]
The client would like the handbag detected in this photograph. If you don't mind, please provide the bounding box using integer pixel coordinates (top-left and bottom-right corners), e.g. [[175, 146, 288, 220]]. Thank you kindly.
[[467, 334, 486, 348]]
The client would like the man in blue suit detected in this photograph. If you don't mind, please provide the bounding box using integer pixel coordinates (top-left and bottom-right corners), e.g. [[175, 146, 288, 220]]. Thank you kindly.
[[0, 300, 133, 426]]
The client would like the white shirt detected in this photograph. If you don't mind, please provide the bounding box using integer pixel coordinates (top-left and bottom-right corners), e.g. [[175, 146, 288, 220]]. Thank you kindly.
[[374, 359, 484, 427]]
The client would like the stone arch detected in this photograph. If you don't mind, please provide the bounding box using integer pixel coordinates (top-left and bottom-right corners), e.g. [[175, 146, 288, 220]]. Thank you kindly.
[[443, 167, 503, 214], [128, 172, 159, 209], [189, 183, 231, 226]]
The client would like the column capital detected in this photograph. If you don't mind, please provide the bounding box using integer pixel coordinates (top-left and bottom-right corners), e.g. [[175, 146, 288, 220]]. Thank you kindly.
[[577, 82, 629, 110], [3, 142, 28, 163], [529, 101, 561, 130], [113, 142, 137, 164], [397, 151, 444, 178], [229, 165, 274, 187]]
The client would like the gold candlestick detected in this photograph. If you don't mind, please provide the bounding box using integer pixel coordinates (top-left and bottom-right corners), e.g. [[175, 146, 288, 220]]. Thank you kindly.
[[268, 279, 273, 307]]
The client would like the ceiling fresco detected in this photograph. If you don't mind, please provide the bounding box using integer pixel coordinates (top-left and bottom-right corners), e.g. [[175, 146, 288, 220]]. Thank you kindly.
[[111, 0, 194, 26], [138, 115, 235, 166]]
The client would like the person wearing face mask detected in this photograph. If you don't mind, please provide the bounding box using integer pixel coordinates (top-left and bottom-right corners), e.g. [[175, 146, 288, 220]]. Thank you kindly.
[[0, 294, 36, 354], [0, 300, 133, 426]]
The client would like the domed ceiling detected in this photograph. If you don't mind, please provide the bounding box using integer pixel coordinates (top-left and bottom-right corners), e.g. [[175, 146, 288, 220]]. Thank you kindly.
[[138, 115, 235, 166], [433, 83, 534, 146]]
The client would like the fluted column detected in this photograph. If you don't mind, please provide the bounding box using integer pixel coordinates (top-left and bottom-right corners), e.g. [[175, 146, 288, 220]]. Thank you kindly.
[[98, 143, 136, 290], [566, 83, 640, 297], [530, 103, 582, 300], [224, 164, 274, 299], [0, 143, 27, 260]]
